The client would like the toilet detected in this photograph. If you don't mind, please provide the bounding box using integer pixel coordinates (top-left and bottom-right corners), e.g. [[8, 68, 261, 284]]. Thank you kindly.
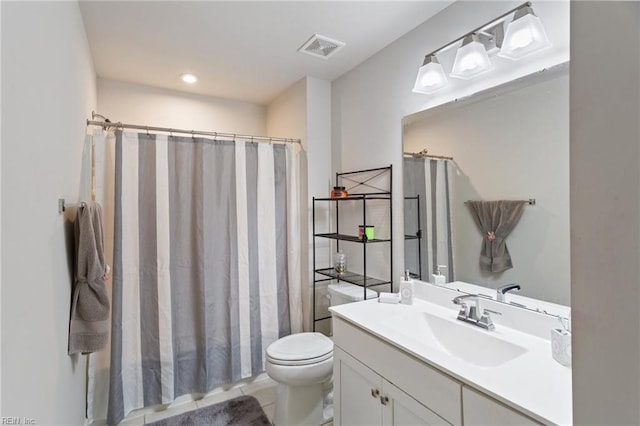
[[266, 283, 377, 425], [326, 282, 378, 334], [328, 282, 377, 306], [266, 332, 334, 426]]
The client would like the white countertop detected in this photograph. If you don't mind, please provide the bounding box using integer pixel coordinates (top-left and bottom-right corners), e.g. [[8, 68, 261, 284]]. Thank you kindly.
[[330, 294, 572, 425]]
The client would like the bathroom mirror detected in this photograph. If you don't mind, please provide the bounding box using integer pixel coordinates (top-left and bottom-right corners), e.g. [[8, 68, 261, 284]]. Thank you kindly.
[[402, 63, 570, 308]]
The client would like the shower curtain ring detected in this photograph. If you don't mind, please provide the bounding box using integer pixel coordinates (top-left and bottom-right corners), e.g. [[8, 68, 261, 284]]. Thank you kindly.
[[146, 126, 149, 135], [191, 130, 195, 140]]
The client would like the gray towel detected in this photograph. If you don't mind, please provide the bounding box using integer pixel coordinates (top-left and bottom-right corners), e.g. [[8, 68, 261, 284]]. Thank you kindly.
[[68, 201, 110, 355], [467, 200, 526, 273]]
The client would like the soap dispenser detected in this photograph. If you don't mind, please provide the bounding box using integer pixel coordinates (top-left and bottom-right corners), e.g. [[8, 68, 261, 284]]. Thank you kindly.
[[400, 270, 414, 305], [431, 265, 447, 286]]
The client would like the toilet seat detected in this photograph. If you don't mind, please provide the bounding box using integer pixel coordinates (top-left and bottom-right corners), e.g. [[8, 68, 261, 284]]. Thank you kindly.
[[266, 332, 333, 366], [267, 350, 333, 366]]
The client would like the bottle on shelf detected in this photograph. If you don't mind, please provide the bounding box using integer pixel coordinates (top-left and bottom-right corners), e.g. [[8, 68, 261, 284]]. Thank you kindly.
[[335, 250, 347, 275], [331, 186, 348, 198]]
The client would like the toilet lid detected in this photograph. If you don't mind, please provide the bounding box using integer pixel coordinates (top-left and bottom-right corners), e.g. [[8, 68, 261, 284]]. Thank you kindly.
[[266, 332, 333, 365]]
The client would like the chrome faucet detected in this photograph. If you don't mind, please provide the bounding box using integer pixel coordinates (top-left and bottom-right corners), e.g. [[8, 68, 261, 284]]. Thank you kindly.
[[496, 283, 521, 302], [452, 294, 501, 331]]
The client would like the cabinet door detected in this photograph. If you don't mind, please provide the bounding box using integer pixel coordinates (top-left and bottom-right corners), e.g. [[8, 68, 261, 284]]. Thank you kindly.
[[334, 347, 384, 426], [382, 380, 451, 426], [462, 387, 540, 425], [333, 318, 463, 425]]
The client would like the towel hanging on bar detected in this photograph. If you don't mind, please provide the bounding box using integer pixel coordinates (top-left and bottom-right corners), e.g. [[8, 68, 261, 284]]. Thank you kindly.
[[68, 201, 110, 355], [466, 200, 527, 273]]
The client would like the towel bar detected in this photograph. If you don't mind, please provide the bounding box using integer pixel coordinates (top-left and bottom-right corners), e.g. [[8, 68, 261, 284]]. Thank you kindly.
[[464, 198, 536, 206], [58, 198, 86, 214]]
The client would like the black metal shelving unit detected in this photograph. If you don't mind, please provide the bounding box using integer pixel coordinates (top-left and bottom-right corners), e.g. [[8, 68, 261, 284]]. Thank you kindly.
[[312, 166, 393, 331]]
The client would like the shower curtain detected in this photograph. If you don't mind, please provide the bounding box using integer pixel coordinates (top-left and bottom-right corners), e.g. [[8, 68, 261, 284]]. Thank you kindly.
[[403, 157, 455, 281], [84, 130, 303, 425]]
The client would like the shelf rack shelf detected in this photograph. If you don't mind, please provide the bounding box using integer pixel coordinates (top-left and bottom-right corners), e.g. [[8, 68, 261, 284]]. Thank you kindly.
[[314, 268, 392, 287], [314, 233, 391, 243]]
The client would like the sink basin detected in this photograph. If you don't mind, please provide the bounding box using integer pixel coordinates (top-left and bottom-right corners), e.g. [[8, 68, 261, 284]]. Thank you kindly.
[[385, 311, 527, 368]]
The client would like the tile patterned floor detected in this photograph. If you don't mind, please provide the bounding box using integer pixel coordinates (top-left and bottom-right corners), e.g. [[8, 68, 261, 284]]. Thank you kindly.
[[98, 372, 333, 426], [105, 374, 278, 425]]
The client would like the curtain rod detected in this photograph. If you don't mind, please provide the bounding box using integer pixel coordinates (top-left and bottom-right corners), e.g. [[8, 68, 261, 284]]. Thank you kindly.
[[403, 150, 453, 161], [86, 115, 301, 145]]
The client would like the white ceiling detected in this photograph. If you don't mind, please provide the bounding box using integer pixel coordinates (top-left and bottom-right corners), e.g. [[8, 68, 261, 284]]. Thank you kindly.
[[79, 1, 453, 105]]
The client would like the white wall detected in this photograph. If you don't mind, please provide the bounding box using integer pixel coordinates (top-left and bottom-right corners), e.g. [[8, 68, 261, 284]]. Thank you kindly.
[[331, 1, 570, 286], [97, 78, 266, 135], [267, 78, 310, 330], [570, 2, 640, 424], [1, 2, 97, 424], [403, 69, 570, 305], [267, 78, 307, 145], [305, 77, 333, 202], [305, 78, 332, 332], [267, 77, 332, 332]]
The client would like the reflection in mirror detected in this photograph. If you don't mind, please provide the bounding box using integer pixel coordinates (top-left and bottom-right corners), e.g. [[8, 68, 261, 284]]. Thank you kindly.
[[404, 154, 455, 283], [403, 63, 570, 308]]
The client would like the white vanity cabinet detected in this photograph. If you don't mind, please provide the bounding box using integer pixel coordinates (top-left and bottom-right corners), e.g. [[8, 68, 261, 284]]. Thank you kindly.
[[334, 346, 450, 426], [332, 316, 544, 426]]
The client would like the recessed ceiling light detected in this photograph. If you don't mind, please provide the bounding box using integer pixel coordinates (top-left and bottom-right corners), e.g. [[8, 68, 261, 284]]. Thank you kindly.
[[181, 73, 198, 84]]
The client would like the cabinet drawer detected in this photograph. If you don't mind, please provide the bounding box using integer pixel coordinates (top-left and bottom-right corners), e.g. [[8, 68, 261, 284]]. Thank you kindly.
[[334, 317, 463, 426], [462, 387, 541, 425]]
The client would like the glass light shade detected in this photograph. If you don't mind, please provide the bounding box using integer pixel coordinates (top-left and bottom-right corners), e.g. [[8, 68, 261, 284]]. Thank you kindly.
[[449, 37, 492, 80], [498, 13, 551, 60], [412, 57, 448, 94]]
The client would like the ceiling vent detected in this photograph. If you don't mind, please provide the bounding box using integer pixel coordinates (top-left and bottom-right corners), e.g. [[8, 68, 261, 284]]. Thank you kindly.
[[298, 34, 345, 60]]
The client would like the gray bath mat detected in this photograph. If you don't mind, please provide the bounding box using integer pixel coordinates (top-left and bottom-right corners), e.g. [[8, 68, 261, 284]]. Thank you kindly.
[[145, 395, 271, 426]]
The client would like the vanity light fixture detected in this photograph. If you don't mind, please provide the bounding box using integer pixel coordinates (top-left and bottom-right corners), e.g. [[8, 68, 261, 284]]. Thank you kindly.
[[181, 73, 198, 84], [412, 54, 448, 94], [498, 6, 551, 60], [449, 34, 493, 80], [412, 2, 551, 94]]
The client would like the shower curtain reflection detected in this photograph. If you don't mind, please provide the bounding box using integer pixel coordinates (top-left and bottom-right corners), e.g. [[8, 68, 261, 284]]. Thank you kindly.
[[404, 157, 455, 282]]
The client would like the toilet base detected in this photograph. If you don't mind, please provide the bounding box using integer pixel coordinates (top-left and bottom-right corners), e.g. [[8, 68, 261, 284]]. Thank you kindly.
[[273, 382, 329, 426]]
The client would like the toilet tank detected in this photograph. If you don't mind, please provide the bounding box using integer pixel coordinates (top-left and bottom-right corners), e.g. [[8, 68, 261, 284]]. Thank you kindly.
[[328, 283, 377, 306]]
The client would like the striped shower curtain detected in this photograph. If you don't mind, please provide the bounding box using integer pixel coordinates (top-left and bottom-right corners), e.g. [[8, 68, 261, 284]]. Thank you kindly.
[[105, 131, 302, 424], [403, 157, 455, 282]]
